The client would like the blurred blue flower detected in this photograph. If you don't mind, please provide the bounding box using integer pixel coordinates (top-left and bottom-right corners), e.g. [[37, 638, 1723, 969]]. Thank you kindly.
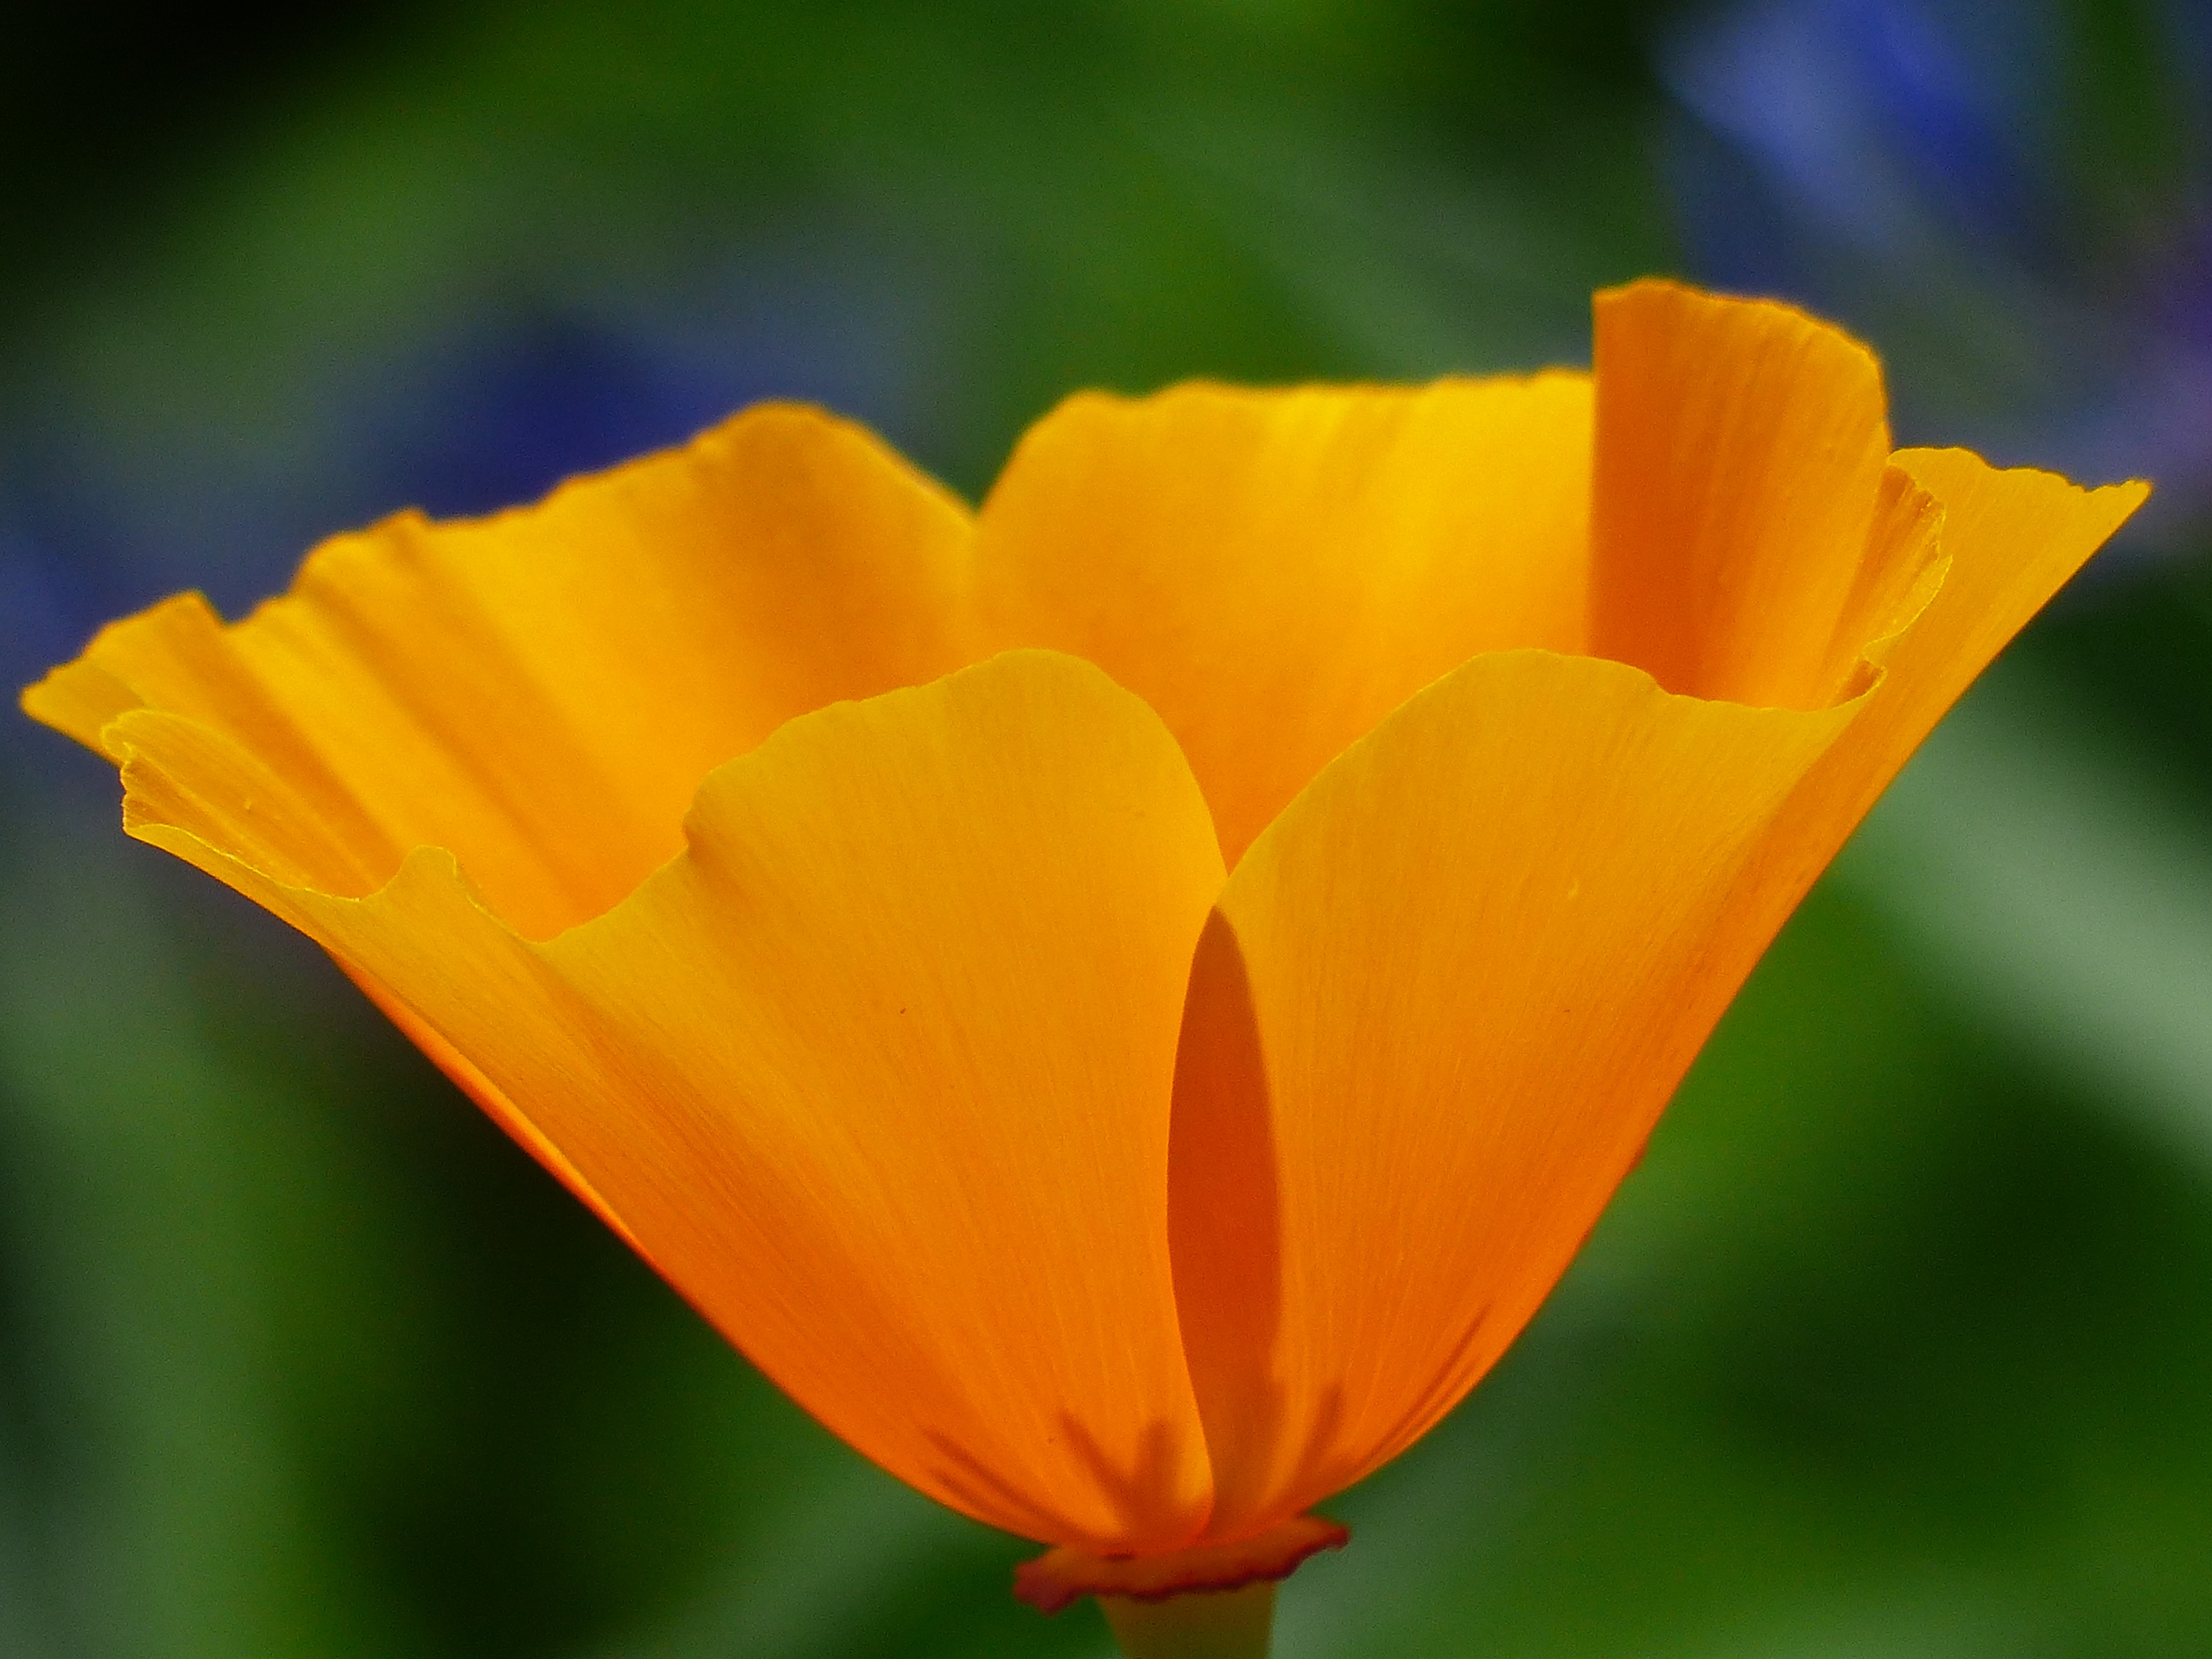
[[1665, 0, 2212, 561]]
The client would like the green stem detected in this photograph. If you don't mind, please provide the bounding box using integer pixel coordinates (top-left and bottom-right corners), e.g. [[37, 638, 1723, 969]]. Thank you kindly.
[[1099, 1584, 1275, 1659]]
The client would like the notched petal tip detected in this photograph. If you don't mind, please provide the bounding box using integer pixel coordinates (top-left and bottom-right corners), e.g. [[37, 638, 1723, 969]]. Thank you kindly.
[[1013, 1515, 1349, 1615], [1900, 445, 2153, 518], [20, 659, 137, 755], [18, 592, 219, 754]]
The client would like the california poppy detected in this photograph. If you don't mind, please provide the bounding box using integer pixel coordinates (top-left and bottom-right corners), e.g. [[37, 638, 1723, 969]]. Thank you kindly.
[[22, 281, 2144, 1655]]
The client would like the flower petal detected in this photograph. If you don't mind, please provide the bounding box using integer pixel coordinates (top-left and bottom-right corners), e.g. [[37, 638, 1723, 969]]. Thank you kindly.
[[1172, 650, 1863, 1537], [1711, 451, 2151, 968], [975, 375, 1593, 865], [101, 650, 1225, 1551], [1589, 278, 1895, 709], [23, 404, 975, 938]]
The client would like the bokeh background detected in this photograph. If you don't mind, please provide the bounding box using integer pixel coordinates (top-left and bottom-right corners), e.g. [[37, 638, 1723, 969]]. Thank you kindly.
[[4, 2, 2210, 1654]]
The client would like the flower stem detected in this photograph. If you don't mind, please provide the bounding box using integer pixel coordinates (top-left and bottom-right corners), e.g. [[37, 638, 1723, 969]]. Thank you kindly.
[[1099, 1584, 1275, 1659]]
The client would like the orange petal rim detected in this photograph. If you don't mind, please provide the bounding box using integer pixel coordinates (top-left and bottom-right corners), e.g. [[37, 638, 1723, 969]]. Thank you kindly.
[[1013, 1514, 1349, 1614]]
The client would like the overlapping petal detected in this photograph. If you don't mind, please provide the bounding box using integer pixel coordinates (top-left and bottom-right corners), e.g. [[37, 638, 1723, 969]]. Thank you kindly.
[[98, 650, 1223, 1552], [1170, 651, 1865, 1538], [1692, 446, 2150, 1037], [1157, 281, 2147, 1547], [975, 374, 1593, 864], [25, 403, 975, 940], [1589, 279, 1897, 709]]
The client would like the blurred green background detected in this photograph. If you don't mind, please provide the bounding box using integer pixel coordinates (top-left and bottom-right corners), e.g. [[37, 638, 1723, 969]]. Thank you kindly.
[[4, 2, 2210, 1655]]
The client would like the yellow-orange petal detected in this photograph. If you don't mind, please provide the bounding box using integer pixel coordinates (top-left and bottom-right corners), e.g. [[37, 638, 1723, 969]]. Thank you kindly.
[[1172, 649, 1864, 1538], [22, 404, 975, 939], [1589, 278, 1897, 710], [974, 374, 1593, 866], [99, 650, 1225, 1551], [1705, 451, 2150, 987]]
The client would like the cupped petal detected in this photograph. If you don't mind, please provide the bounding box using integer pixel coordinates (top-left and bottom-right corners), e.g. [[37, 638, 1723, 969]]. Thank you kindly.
[[1711, 451, 2151, 970], [1170, 649, 1865, 1538], [974, 374, 1594, 865], [1589, 278, 1897, 709], [98, 650, 1227, 1552], [23, 404, 975, 938]]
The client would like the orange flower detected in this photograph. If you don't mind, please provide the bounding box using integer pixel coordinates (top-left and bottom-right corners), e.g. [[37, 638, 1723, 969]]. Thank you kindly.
[[23, 283, 2142, 1634]]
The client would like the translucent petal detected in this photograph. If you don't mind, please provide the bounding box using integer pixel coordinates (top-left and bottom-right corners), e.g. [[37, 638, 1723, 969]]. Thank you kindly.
[[24, 404, 975, 938], [1175, 650, 1863, 1535], [1589, 278, 1894, 709], [976, 375, 1593, 864], [98, 651, 1224, 1551]]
